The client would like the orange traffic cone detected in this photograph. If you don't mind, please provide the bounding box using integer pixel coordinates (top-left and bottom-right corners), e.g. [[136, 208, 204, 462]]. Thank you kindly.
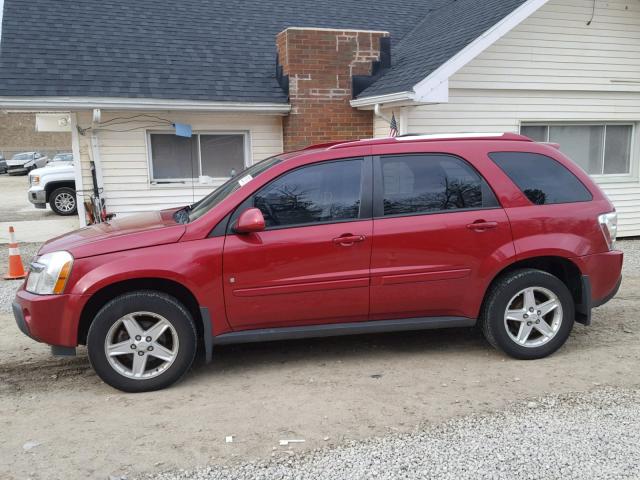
[[4, 226, 26, 280]]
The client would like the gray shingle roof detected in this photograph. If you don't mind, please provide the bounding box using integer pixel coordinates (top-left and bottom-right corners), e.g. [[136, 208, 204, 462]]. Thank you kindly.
[[0, 0, 527, 103]]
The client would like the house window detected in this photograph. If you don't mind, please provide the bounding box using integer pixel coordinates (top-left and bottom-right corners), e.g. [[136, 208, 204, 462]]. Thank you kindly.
[[520, 123, 633, 176], [149, 133, 247, 182]]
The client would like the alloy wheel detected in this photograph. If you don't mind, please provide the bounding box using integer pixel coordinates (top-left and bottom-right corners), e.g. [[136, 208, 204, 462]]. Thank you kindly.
[[104, 312, 179, 380], [54, 192, 76, 213], [503, 286, 563, 348]]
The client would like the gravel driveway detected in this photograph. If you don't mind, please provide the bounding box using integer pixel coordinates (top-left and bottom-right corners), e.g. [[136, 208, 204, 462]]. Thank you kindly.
[[146, 387, 640, 480]]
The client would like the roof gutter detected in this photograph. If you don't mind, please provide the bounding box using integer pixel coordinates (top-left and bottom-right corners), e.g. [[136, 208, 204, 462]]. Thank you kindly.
[[0, 96, 292, 114], [350, 91, 416, 109]]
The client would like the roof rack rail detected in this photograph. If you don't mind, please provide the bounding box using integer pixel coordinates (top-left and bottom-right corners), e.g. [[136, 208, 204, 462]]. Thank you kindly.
[[304, 132, 532, 152], [303, 140, 351, 150], [395, 132, 531, 142]]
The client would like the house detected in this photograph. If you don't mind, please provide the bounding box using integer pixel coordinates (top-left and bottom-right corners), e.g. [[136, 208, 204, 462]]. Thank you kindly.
[[1, 0, 639, 236]]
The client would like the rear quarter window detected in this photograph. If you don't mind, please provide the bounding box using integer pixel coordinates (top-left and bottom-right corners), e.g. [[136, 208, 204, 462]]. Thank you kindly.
[[489, 152, 592, 205]]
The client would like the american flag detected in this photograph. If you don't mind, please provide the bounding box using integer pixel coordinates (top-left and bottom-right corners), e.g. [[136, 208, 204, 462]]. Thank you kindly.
[[389, 112, 398, 137]]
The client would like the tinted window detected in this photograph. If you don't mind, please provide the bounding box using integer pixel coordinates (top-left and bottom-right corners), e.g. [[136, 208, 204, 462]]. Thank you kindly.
[[254, 159, 363, 228], [380, 154, 498, 216], [489, 152, 592, 205]]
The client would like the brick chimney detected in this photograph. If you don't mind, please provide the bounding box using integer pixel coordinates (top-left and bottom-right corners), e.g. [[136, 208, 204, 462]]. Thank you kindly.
[[276, 27, 390, 152]]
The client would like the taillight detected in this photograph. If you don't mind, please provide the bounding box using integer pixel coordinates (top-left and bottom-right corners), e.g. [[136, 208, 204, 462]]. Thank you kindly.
[[598, 212, 618, 251]]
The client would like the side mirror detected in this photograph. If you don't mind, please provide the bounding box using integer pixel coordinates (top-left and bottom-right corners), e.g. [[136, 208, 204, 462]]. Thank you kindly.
[[234, 208, 265, 234]]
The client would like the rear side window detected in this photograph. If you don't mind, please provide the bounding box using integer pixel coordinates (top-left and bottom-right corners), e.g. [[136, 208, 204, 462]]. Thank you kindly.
[[379, 154, 498, 216], [489, 152, 592, 205]]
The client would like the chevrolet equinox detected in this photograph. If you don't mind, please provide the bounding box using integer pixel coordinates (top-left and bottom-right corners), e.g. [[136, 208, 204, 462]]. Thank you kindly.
[[13, 133, 623, 392]]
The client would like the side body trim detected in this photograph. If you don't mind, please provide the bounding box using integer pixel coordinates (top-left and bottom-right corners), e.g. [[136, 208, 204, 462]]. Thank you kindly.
[[212, 316, 475, 345]]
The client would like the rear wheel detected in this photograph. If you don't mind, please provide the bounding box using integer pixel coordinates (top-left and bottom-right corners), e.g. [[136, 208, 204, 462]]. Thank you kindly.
[[49, 187, 77, 216], [87, 291, 197, 392], [481, 269, 574, 359]]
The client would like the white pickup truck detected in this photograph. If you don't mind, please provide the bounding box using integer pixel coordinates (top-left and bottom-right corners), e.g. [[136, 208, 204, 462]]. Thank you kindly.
[[27, 154, 77, 216]]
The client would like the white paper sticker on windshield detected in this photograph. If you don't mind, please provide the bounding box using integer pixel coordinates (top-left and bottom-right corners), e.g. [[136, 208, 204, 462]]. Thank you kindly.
[[238, 174, 253, 186]]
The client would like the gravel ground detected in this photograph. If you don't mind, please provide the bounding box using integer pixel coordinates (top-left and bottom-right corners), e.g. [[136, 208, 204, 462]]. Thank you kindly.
[[619, 239, 640, 275], [144, 387, 640, 480]]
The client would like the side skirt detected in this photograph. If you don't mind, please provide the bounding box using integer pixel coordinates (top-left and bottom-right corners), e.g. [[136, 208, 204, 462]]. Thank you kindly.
[[212, 316, 476, 346]]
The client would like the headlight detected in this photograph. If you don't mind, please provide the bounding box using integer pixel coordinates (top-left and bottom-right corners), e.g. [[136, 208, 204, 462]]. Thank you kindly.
[[26, 251, 74, 295], [598, 212, 618, 251], [30, 175, 40, 186]]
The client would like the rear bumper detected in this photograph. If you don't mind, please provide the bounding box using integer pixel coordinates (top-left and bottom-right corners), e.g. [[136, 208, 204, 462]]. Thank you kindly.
[[593, 274, 622, 308], [12, 288, 85, 348], [574, 250, 623, 325]]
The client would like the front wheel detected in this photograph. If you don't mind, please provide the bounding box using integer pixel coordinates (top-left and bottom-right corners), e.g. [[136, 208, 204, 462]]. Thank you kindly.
[[49, 187, 77, 216], [480, 269, 574, 360], [87, 291, 197, 392]]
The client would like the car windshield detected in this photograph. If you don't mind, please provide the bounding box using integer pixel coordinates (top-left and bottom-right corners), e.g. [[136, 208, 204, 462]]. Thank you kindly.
[[52, 154, 73, 162], [178, 155, 283, 223], [12, 153, 31, 160]]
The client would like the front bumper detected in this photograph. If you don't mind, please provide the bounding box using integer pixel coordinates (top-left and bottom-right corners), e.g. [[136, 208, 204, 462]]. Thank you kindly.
[[13, 288, 85, 348], [12, 301, 32, 338], [27, 188, 46, 206], [7, 165, 28, 175]]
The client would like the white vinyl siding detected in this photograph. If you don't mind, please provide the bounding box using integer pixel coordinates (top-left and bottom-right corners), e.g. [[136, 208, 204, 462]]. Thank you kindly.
[[75, 111, 283, 216], [449, 0, 640, 93]]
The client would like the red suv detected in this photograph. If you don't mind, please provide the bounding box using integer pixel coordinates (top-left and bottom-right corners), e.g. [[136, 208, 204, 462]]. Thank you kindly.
[[13, 133, 623, 392]]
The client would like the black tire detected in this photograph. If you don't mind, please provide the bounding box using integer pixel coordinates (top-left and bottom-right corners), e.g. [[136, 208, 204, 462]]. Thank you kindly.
[[49, 187, 78, 216], [480, 268, 574, 360], [87, 291, 197, 393]]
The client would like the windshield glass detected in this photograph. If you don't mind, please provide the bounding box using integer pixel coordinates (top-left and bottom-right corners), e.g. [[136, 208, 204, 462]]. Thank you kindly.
[[186, 155, 283, 222], [12, 153, 31, 161], [52, 154, 73, 162]]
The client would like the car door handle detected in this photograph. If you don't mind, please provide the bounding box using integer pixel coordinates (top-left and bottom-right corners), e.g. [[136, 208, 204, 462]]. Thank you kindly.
[[333, 234, 366, 246], [466, 221, 498, 231]]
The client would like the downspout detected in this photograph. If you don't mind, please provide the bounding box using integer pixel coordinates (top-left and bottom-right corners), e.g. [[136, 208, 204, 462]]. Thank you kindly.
[[69, 113, 87, 227], [87, 108, 107, 222], [374, 103, 391, 124], [399, 107, 409, 135]]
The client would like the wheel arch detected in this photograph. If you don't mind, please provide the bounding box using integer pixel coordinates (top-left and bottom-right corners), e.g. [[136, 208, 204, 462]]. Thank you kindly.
[[45, 181, 75, 202], [484, 255, 584, 317], [77, 277, 205, 353]]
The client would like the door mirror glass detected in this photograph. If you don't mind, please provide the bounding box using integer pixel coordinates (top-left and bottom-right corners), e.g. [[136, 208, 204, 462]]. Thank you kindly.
[[234, 208, 265, 234]]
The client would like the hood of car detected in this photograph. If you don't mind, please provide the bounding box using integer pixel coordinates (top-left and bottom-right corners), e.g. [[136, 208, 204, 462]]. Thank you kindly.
[[38, 210, 186, 259], [30, 163, 74, 176], [6, 158, 29, 166]]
